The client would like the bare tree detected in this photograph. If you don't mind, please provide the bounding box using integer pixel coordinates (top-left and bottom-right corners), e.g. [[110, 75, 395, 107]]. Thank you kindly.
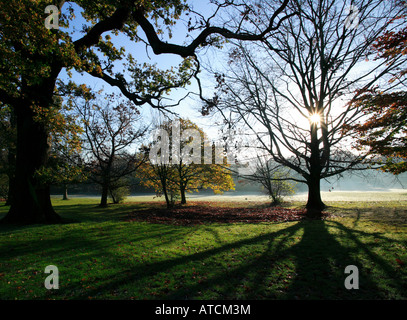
[[242, 154, 295, 205], [75, 94, 147, 207], [209, 0, 405, 217]]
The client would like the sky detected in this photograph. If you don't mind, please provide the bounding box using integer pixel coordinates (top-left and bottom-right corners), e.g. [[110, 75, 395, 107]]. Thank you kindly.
[[54, 0, 405, 169], [37, 0, 406, 194], [58, 0, 224, 141]]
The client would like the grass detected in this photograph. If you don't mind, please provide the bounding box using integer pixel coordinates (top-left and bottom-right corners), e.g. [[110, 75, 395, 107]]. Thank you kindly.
[[0, 194, 407, 300]]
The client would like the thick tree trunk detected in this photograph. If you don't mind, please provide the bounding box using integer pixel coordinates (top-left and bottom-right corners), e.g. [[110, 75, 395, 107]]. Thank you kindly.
[[99, 157, 114, 207], [306, 174, 325, 218], [1, 63, 63, 224], [100, 182, 109, 207], [305, 123, 325, 218], [1, 103, 60, 224]]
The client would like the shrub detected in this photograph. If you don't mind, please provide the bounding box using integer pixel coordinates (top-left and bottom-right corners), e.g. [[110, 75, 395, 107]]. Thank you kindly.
[[109, 186, 130, 204]]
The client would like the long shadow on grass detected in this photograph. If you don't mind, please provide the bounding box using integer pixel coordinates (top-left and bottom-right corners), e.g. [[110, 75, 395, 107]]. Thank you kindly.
[[5, 216, 402, 300], [165, 220, 397, 299], [0, 222, 195, 265], [73, 219, 406, 300], [54, 203, 144, 223], [0, 220, 202, 299], [0, 203, 140, 232], [284, 220, 377, 299], [73, 222, 302, 299]]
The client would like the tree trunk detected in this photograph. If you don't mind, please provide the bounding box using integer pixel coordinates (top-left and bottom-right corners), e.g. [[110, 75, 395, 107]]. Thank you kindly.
[[163, 186, 172, 209], [109, 189, 117, 204], [5, 112, 16, 207], [306, 174, 325, 217], [100, 182, 109, 207], [62, 184, 69, 200], [305, 123, 325, 218], [164, 191, 171, 209], [180, 186, 186, 204], [1, 103, 60, 224], [98, 155, 114, 207]]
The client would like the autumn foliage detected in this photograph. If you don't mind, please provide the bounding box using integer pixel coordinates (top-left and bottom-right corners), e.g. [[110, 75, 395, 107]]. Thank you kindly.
[[348, 15, 407, 174], [137, 119, 235, 208]]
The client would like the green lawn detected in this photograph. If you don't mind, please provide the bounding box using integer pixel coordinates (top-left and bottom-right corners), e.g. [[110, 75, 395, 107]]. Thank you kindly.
[[0, 196, 406, 300]]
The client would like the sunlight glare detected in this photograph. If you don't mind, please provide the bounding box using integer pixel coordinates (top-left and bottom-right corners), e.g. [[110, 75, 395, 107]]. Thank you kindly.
[[309, 113, 321, 125]]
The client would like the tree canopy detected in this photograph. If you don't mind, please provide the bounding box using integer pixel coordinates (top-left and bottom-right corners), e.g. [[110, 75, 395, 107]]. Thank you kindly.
[[138, 118, 235, 208], [347, 13, 407, 174], [0, 0, 290, 223]]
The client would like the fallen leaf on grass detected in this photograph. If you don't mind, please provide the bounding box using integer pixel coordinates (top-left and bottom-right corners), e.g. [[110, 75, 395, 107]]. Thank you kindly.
[[125, 205, 330, 225]]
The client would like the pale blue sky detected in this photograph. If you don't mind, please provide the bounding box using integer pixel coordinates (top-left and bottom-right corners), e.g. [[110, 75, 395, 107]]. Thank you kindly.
[[57, 1, 224, 140]]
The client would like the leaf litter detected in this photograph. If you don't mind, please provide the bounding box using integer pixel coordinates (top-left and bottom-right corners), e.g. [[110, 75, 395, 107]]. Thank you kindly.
[[125, 203, 330, 225]]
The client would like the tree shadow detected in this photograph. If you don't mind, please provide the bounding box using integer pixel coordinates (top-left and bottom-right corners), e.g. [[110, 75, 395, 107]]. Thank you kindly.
[[284, 220, 374, 299], [71, 218, 406, 300], [0, 224, 194, 260], [69, 222, 301, 299], [324, 204, 407, 228], [1, 210, 405, 300]]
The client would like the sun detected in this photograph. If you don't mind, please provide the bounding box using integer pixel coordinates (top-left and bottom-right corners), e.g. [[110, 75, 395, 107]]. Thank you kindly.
[[309, 113, 321, 125]]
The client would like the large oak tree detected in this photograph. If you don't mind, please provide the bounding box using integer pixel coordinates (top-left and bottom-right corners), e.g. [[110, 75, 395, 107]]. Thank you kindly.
[[0, 0, 291, 224]]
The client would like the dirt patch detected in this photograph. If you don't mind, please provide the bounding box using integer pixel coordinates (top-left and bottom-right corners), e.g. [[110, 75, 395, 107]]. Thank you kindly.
[[125, 204, 331, 225]]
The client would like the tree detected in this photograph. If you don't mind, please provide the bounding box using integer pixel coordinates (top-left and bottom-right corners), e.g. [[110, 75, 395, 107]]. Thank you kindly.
[[208, 0, 404, 217], [109, 184, 130, 204], [48, 126, 85, 201], [138, 118, 235, 208], [0, 0, 291, 224], [75, 93, 147, 207], [169, 119, 234, 205], [0, 125, 9, 202], [41, 94, 85, 200], [138, 159, 179, 208], [347, 11, 407, 175], [242, 155, 295, 205], [0, 104, 16, 205], [0, 97, 83, 204], [24, 95, 85, 200]]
